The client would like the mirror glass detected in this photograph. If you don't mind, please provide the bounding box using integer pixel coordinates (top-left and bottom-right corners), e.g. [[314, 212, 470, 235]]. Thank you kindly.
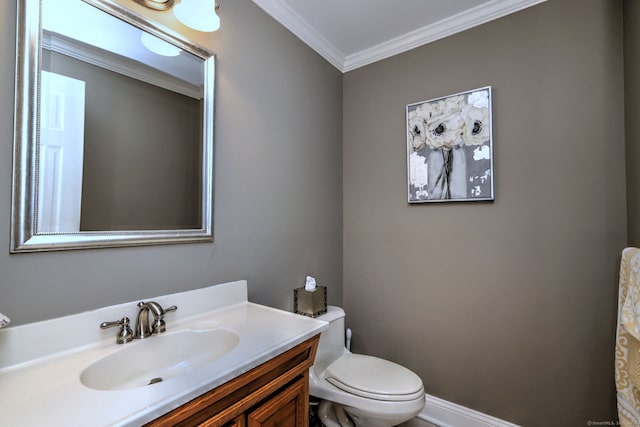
[[12, 0, 215, 252]]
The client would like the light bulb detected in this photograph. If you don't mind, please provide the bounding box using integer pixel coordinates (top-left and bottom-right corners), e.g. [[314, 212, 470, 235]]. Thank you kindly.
[[173, 0, 220, 32], [140, 32, 181, 56]]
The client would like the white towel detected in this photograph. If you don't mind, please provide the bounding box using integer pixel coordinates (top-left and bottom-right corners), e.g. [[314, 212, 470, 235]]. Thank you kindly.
[[616, 248, 640, 427], [622, 256, 640, 341]]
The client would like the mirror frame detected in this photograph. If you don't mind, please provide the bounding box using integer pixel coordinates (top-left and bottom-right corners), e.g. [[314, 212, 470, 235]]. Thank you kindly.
[[12, 0, 215, 252]]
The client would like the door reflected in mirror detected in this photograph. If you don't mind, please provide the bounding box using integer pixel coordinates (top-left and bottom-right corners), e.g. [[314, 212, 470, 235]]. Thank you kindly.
[[11, 0, 215, 251], [38, 71, 85, 233]]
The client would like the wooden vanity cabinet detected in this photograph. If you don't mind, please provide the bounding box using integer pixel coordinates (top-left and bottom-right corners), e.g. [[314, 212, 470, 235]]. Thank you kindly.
[[145, 335, 319, 427]]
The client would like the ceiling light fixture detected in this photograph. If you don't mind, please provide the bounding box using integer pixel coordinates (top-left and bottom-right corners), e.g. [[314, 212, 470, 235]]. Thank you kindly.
[[134, 0, 174, 11], [134, 0, 221, 32], [174, 0, 220, 32]]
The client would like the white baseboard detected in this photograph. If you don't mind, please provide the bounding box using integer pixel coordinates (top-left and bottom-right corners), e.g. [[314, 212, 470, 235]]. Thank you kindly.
[[417, 393, 520, 427]]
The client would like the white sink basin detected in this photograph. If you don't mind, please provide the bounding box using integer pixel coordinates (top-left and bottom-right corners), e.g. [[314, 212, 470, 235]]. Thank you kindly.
[[80, 328, 239, 391], [0, 281, 329, 427]]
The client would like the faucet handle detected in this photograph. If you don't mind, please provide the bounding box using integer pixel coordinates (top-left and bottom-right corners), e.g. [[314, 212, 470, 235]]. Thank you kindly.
[[100, 317, 134, 344], [151, 304, 178, 334]]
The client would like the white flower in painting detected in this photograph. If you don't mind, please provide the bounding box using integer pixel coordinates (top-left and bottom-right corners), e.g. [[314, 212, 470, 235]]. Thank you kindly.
[[461, 104, 490, 146], [415, 102, 439, 120], [437, 95, 465, 115], [408, 110, 428, 151], [426, 113, 464, 150], [410, 91, 490, 152]]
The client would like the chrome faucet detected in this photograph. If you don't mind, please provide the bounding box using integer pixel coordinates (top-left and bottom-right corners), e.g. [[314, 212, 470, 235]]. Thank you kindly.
[[101, 301, 177, 344], [133, 301, 177, 339]]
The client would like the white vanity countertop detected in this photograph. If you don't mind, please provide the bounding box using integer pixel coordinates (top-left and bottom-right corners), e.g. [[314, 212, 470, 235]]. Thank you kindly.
[[0, 280, 327, 426]]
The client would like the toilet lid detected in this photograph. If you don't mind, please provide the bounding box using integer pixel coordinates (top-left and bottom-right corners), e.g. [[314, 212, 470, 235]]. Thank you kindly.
[[324, 353, 424, 402]]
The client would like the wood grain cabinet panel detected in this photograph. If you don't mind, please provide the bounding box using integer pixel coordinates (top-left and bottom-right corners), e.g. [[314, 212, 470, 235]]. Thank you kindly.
[[247, 377, 307, 427], [146, 335, 319, 427], [204, 414, 245, 427]]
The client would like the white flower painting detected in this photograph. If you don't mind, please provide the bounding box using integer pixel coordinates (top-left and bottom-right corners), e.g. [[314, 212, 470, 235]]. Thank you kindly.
[[406, 87, 494, 203]]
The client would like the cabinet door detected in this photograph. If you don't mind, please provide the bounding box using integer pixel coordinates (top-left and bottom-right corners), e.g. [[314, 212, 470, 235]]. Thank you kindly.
[[198, 414, 246, 427], [200, 414, 245, 427], [247, 378, 308, 427]]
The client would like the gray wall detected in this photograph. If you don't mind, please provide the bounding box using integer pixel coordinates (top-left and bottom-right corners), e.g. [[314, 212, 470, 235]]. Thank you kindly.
[[342, 0, 626, 425], [626, 0, 640, 246], [45, 51, 202, 231], [0, 0, 343, 324]]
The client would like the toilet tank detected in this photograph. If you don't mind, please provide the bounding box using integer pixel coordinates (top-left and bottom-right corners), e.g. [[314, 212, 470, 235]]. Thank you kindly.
[[314, 306, 347, 367]]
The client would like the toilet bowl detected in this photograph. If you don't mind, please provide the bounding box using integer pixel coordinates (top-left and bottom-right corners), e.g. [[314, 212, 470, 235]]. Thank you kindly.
[[309, 306, 425, 427]]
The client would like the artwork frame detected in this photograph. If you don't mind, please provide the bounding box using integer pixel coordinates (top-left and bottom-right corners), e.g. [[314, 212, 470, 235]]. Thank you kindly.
[[406, 86, 494, 203]]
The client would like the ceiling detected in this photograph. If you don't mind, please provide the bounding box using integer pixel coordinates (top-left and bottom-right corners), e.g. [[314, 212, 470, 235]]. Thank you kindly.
[[252, 0, 546, 72]]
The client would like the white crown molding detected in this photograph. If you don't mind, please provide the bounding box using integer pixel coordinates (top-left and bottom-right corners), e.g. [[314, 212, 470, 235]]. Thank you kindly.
[[252, 0, 345, 71], [253, 0, 546, 73], [43, 31, 203, 99], [343, 0, 547, 72]]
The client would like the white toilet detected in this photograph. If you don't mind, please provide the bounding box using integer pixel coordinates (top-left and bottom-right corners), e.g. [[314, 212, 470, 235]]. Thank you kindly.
[[309, 306, 425, 427]]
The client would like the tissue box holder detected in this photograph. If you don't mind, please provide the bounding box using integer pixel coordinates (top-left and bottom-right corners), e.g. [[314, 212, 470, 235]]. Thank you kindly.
[[294, 286, 327, 317]]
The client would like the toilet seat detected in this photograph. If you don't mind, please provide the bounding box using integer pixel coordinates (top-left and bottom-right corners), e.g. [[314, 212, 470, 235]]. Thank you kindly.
[[324, 353, 424, 402]]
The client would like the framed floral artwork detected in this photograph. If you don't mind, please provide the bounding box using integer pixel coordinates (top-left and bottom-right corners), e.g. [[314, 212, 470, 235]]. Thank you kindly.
[[406, 86, 494, 203]]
